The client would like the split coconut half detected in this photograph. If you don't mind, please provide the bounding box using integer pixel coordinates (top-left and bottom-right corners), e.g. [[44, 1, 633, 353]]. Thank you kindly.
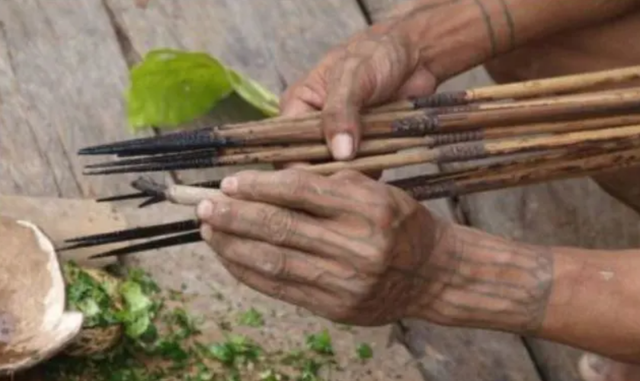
[[0, 216, 83, 376]]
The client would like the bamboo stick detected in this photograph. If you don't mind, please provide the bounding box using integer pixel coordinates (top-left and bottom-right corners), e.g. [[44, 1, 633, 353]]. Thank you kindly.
[[395, 146, 640, 201], [78, 91, 640, 157], [398, 65, 640, 109], [304, 124, 640, 175], [84, 115, 640, 175]]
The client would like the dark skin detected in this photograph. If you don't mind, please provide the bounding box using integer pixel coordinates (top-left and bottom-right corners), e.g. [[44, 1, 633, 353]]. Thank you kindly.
[[196, 0, 640, 376]]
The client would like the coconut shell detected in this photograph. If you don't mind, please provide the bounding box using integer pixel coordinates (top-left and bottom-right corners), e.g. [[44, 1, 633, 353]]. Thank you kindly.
[[0, 216, 83, 376]]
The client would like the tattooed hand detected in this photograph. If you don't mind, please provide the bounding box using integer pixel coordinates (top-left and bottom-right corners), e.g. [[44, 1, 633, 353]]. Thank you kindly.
[[279, 23, 438, 163], [196, 169, 449, 326]]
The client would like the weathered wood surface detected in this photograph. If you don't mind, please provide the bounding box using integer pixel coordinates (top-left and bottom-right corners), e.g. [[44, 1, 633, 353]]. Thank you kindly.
[[361, 0, 411, 21], [82, 0, 426, 379], [0, 0, 594, 379], [0, 0, 151, 199], [0, 195, 127, 268], [103, 0, 544, 380]]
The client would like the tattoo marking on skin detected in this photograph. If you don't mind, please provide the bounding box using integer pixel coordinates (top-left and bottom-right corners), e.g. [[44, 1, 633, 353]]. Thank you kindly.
[[472, 0, 498, 57], [496, 0, 516, 50]]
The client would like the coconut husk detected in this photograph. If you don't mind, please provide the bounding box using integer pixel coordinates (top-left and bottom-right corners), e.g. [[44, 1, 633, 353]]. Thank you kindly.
[[0, 217, 83, 376]]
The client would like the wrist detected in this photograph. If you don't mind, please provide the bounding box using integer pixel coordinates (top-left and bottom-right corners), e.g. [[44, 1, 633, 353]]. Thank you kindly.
[[386, 0, 506, 82], [408, 223, 555, 335]]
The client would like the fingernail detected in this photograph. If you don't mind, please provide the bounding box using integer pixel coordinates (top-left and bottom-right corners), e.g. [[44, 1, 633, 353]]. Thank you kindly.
[[220, 177, 238, 194], [200, 224, 213, 242], [331, 133, 353, 160], [196, 200, 213, 220]]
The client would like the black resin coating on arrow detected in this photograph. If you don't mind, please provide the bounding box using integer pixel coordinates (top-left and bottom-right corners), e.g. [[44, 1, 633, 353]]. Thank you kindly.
[[79, 129, 239, 156], [78, 127, 219, 155], [84, 156, 219, 175], [436, 142, 489, 162], [61, 219, 198, 249], [389, 177, 460, 200], [89, 231, 202, 259], [86, 148, 219, 169], [391, 112, 440, 135], [431, 130, 484, 146], [410, 91, 469, 109]]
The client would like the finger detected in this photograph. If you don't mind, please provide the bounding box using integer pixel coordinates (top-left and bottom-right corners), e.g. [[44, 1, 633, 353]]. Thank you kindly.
[[322, 58, 370, 161], [274, 161, 310, 170], [280, 80, 325, 117], [196, 196, 350, 258], [218, 169, 358, 217], [217, 255, 343, 320], [330, 169, 379, 183], [394, 67, 438, 100], [201, 226, 362, 295]]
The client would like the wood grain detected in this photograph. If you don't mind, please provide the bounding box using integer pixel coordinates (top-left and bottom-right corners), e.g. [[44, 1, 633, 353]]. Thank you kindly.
[[32, 0, 545, 379], [0, 0, 148, 199], [0, 33, 60, 196], [360, 0, 411, 21]]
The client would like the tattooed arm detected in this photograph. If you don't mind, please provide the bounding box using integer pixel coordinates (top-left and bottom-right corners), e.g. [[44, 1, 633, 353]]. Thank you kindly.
[[197, 169, 640, 365], [279, 0, 640, 161], [391, 0, 640, 83], [418, 223, 640, 364]]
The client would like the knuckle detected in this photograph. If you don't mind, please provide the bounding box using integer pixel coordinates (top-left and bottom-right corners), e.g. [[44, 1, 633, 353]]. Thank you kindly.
[[333, 169, 368, 183], [258, 249, 287, 279], [321, 106, 342, 125], [358, 244, 392, 274], [207, 201, 234, 227], [261, 208, 295, 245], [370, 201, 397, 229], [224, 261, 249, 283], [277, 170, 305, 199]]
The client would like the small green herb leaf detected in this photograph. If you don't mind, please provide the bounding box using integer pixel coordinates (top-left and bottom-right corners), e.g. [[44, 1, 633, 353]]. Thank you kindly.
[[356, 343, 373, 360], [126, 49, 233, 130], [305, 329, 333, 355], [237, 307, 264, 327], [207, 343, 236, 365]]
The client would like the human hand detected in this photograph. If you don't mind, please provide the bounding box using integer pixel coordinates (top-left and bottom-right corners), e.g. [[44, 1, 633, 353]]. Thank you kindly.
[[278, 21, 438, 167], [196, 169, 450, 326]]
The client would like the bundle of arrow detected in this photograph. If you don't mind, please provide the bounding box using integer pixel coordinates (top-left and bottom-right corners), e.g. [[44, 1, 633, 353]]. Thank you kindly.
[[64, 65, 640, 258]]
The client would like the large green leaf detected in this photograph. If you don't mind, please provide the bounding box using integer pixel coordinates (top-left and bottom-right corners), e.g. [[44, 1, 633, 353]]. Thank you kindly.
[[126, 49, 234, 130], [125, 48, 280, 131]]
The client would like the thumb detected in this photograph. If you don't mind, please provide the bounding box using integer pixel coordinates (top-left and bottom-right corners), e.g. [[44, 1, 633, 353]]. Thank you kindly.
[[321, 62, 371, 161]]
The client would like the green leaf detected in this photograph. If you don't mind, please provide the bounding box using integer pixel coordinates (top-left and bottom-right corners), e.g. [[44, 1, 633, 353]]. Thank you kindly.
[[355, 343, 373, 360], [120, 281, 153, 313], [305, 330, 333, 355], [237, 307, 264, 327], [118, 281, 155, 338], [207, 343, 235, 365], [226, 69, 280, 117], [126, 49, 233, 130]]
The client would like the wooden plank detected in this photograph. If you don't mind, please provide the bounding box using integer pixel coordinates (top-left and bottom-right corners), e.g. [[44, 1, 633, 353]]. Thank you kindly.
[[88, 2, 429, 379], [0, 194, 128, 268], [103, 0, 287, 183], [0, 0, 147, 199], [360, 0, 412, 21], [96, 2, 542, 380]]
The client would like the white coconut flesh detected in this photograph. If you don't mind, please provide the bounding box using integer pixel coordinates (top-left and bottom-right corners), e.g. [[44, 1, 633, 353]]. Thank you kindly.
[[0, 217, 83, 375]]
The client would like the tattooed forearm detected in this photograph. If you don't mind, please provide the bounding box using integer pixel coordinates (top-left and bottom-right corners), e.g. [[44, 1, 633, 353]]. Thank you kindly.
[[472, 0, 498, 57], [497, 0, 516, 50], [405, 225, 554, 335]]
